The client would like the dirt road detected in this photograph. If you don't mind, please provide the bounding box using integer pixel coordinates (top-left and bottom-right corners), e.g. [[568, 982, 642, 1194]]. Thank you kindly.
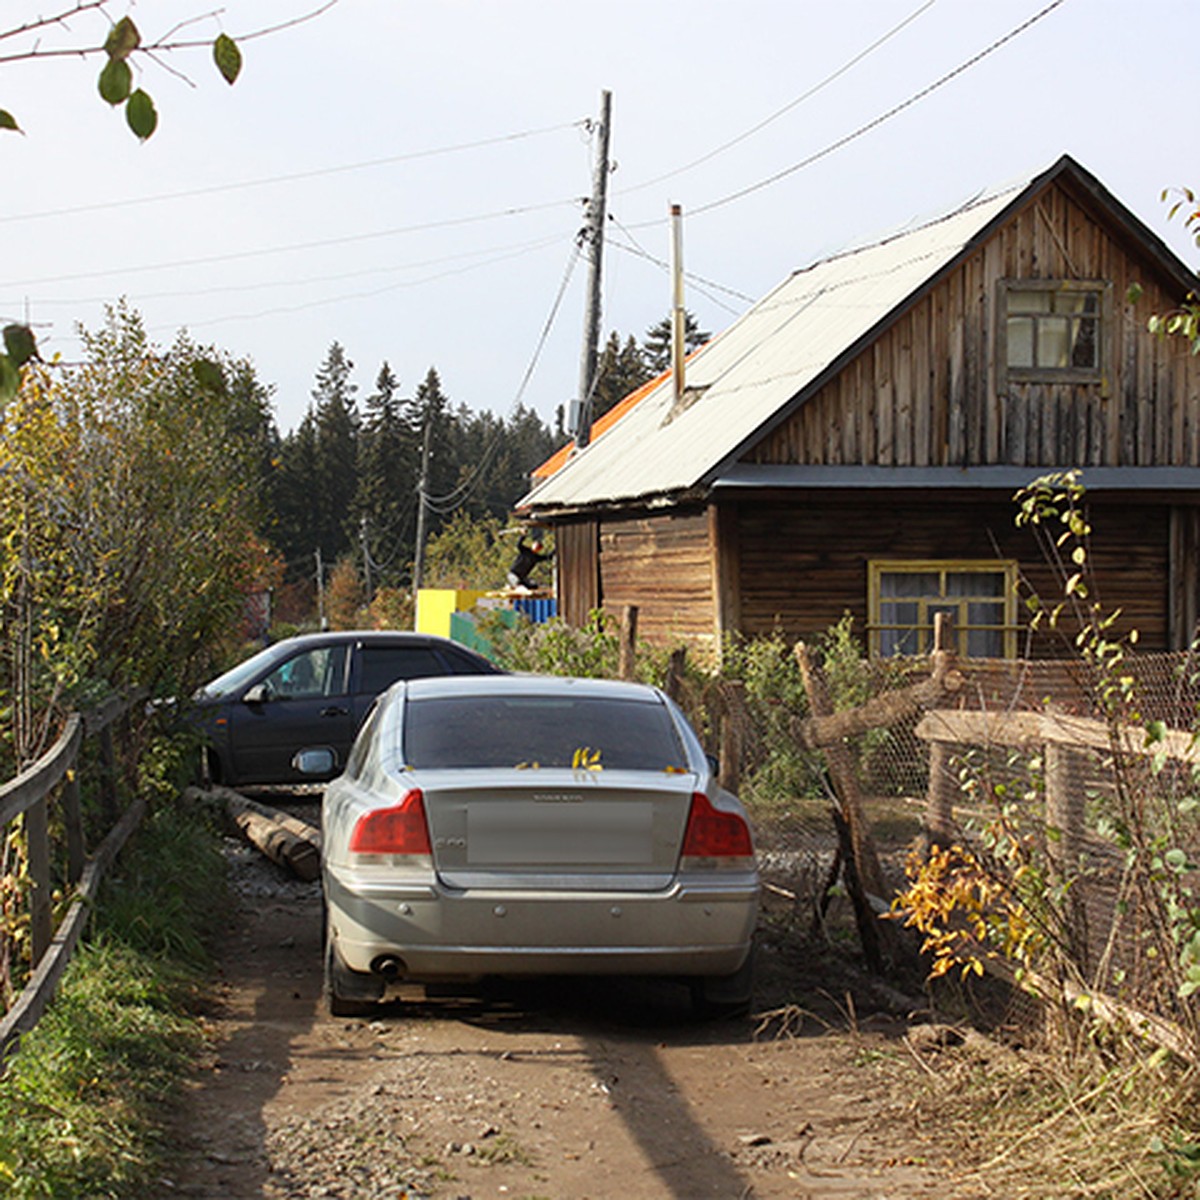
[[165, 822, 959, 1200]]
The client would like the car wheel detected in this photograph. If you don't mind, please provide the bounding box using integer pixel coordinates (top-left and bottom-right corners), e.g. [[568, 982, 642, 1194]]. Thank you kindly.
[[323, 925, 383, 1019], [690, 942, 756, 1019]]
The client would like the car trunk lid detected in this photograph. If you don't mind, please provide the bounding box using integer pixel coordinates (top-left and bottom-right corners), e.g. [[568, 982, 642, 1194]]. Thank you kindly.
[[420, 770, 696, 891]]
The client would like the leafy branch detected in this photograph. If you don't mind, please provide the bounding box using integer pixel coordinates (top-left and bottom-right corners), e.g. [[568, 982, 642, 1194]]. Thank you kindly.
[[1137, 186, 1200, 356], [0, 0, 339, 139]]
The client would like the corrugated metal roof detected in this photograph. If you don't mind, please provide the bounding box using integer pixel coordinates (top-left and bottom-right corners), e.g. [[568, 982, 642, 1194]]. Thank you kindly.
[[518, 180, 1023, 513]]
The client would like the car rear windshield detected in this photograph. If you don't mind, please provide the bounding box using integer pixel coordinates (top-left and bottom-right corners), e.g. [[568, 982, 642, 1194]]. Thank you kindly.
[[402, 694, 688, 772]]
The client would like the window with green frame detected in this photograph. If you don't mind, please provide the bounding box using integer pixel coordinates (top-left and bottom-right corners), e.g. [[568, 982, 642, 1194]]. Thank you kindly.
[[868, 561, 1018, 658]]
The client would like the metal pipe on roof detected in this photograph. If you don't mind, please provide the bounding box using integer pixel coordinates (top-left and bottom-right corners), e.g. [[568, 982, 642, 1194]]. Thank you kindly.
[[670, 203, 685, 406]]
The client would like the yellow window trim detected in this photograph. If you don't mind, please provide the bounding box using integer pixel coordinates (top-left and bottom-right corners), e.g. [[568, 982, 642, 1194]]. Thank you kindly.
[[867, 559, 1019, 658]]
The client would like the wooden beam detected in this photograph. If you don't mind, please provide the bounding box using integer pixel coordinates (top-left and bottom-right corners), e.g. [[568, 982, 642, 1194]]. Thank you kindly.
[[0, 715, 81, 829], [916, 707, 1199, 763], [790, 649, 962, 751], [795, 642, 893, 970]]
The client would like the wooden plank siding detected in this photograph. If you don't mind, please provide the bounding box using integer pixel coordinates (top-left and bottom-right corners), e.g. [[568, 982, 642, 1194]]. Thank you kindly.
[[556, 519, 600, 627], [729, 492, 1173, 653], [596, 511, 717, 651], [746, 181, 1200, 471]]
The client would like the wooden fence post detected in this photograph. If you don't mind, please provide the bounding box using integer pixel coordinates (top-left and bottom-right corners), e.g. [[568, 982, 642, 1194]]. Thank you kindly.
[[664, 646, 687, 702], [924, 741, 959, 849], [1045, 736, 1089, 972], [718, 681, 746, 794], [795, 642, 892, 971], [923, 613, 960, 849], [25, 797, 52, 965], [63, 770, 84, 886], [98, 726, 118, 825], [618, 605, 639, 681]]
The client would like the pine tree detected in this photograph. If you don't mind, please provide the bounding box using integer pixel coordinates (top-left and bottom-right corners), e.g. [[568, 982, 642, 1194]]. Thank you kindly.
[[642, 310, 711, 374], [271, 407, 319, 575], [591, 331, 652, 420], [406, 367, 455, 557], [311, 342, 359, 561], [356, 361, 416, 587]]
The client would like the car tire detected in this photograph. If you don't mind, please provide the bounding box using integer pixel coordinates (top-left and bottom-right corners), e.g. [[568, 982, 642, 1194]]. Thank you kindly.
[[323, 925, 383, 1019], [690, 941, 756, 1019]]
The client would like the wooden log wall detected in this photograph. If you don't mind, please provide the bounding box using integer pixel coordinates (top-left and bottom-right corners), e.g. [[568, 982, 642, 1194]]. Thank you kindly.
[[733, 491, 1171, 651], [748, 181, 1200, 471], [597, 510, 716, 650]]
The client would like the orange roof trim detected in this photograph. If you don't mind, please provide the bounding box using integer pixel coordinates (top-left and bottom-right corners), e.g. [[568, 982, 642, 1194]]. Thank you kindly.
[[531, 342, 712, 481]]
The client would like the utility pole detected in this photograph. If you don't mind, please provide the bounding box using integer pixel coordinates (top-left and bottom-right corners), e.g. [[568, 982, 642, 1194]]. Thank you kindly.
[[571, 88, 611, 450], [411, 413, 433, 629], [360, 513, 373, 605], [314, 548, 326, 630]]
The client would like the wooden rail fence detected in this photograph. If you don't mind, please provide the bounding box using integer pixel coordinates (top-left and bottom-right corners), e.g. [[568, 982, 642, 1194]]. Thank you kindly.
[[0, 692, 145, 1067]]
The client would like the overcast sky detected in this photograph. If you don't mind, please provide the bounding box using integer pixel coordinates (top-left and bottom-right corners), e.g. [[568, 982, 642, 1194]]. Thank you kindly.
[[2, 0, 1197, 435]]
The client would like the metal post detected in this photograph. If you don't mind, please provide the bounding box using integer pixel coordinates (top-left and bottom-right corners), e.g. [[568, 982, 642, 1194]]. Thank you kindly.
[[314, 548, 326, 630], [412, 415, 433, 629], [360, 514, 373, 606]]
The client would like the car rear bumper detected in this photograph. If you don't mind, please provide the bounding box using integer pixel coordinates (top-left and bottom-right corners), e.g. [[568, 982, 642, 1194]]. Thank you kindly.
[[325, 867, 759, 980]]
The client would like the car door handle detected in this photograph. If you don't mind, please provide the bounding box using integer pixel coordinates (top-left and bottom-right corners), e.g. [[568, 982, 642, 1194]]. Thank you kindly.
[[320, 706, 349, 718]]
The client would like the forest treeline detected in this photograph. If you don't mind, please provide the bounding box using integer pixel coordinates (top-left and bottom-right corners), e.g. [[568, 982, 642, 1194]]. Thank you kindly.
[[265, 311, 710, 621]]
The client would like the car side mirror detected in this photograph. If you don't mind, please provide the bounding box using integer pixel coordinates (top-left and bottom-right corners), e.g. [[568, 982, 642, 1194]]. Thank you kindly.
[[706, 753, 720, 776], [292, 747, 336, 776], [242, 682, 272, 705]]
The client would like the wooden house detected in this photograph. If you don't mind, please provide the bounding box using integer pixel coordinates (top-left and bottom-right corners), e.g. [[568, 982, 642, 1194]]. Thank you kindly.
[[516, 156, 1200, 659]]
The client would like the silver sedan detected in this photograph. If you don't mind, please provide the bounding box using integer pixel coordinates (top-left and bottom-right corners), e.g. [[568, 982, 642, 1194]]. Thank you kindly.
[[316, 674, 760, 1017]]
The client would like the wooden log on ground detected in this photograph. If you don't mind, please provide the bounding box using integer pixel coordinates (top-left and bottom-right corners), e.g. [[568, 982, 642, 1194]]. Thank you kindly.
[[198, 787, 322, 882]]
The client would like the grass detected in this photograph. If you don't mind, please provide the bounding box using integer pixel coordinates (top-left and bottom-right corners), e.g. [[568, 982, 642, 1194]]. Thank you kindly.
[[0, 767, 228, 1198], [861, 1018, 1200, 1198]]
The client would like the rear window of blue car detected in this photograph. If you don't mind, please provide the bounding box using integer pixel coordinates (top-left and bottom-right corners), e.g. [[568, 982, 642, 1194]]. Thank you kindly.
[[402, 694, 687, 772]]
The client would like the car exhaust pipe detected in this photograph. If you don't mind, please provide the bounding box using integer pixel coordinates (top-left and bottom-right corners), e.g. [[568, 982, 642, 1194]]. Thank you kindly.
[[370, 955, 406, 980]]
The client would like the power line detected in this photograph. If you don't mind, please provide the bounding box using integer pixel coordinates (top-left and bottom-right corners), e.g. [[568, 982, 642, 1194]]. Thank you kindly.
[[0, 119, 588, 226], [617, 0, 939, 198], [3, 196, 584, 290], [5, 233, 568, 310], [685, 0, 1070, 220], [146, 233, 571, 337], [422, 238, 583, 512], [607, 217, 753, 310]]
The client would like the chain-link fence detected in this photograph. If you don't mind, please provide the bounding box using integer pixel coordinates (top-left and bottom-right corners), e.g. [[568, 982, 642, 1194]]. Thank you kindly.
[[671, 642, 1200, 1047]]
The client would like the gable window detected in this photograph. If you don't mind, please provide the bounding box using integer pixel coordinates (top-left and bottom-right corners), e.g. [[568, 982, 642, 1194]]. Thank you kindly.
[[868, 561, 1018, 658], [997, 280, 1112, 390]]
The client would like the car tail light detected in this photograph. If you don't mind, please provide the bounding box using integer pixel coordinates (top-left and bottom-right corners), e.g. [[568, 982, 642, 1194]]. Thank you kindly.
[[349, 790, 431, 856], [681, 791, 754, 860]]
